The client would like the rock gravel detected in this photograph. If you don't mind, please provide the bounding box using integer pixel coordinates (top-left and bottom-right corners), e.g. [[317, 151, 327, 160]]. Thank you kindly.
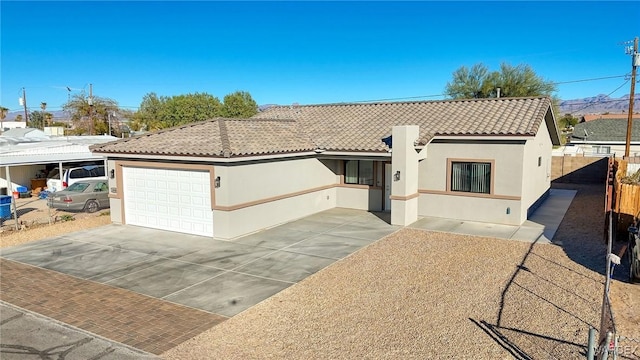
[[163, 184, 611, 360], [0, 214, 111, 249]]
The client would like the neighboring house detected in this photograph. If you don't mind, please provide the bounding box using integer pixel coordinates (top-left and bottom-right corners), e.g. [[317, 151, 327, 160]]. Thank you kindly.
[[0, 134, 116, 195], [2, 127, 48, 139], [91, 97, 559, 239], [0, 121, 27, 132], [568, 118, 640, 157]]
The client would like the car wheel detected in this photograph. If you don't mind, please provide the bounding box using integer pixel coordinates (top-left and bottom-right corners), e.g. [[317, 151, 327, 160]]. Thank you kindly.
[[85, 200, 99, 213], [631, 243, 639, 284]]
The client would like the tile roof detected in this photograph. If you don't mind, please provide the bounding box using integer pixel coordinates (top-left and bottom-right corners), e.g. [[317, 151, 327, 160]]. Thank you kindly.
[[254, 97, 553, 152], [92, 97, 554, 158], [571, 119, 640, 143], [91, 118, 316, 158]]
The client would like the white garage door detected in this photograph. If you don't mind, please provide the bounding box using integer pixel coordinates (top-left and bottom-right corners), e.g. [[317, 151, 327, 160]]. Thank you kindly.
[[123, 167, 214, 236]]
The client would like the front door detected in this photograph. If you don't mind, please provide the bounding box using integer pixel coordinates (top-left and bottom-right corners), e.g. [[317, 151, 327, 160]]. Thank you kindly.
[[384, 163, 392, 211]]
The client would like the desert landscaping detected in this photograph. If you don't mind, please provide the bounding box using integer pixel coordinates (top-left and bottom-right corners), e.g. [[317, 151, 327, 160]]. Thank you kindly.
[[1, 183, 638, 359]]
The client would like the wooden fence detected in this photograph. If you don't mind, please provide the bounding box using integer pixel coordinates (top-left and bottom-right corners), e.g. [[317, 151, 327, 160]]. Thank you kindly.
[[614, 159, 640, 218]]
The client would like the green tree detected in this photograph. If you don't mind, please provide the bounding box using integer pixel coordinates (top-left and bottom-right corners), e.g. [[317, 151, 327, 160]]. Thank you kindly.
[[558, 114, 579, 129], [444, 63, 491, 99], [63, 93, 120, 135], [29, 111, 52, 130], [221, 91, 258, 118], [133, 92, 223, 130], [163, 93, 222, 128], [130, 92, 167, 131], [445, 62, 556, 99]]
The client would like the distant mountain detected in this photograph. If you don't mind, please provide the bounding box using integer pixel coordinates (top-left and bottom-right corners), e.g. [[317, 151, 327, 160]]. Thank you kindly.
[[558, 94, 640, 115], [2, 110, 70, 122]]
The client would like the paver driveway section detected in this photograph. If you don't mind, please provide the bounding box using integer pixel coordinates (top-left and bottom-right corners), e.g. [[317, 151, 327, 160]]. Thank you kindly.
[[0, 209, 399, 354]]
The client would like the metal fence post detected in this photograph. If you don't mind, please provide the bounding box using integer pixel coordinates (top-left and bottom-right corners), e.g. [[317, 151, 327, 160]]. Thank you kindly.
[[588, 327, 596, 360]]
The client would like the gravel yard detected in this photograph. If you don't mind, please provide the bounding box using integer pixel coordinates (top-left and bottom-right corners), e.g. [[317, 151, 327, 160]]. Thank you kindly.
[[0, 195, 111, 248], [163, 184, 623, 359]]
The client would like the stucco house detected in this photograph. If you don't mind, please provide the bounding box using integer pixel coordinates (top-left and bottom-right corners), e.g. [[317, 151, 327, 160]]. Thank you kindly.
[[91, 96, 560, 239]]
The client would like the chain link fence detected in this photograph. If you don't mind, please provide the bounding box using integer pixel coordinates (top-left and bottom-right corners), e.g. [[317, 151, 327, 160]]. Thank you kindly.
[[592, 211, 640, 360]]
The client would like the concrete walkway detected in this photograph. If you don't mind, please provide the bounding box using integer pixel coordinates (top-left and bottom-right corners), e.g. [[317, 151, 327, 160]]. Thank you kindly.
[[409, 189, 577, 243]]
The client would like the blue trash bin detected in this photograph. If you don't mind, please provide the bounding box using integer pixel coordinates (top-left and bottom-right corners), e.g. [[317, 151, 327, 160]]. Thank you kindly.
[[0, 195, 12, 220]]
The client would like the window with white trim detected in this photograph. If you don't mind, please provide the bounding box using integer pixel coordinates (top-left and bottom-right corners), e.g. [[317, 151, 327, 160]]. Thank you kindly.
[[592, 145, 611, 155], [450, 161, 491, 194], [344, 160, 374, 185]]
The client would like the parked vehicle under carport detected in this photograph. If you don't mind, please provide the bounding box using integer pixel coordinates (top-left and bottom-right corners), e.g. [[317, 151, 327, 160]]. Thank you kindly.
[[47, 180, 110, 213]]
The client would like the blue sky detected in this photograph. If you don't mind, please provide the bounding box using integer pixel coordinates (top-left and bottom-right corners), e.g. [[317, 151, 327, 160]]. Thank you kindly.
[[1, 1, 639, 113]]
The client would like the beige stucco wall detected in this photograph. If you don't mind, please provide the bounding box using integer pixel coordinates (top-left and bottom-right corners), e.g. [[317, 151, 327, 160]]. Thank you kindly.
[[215, 158, 338, 207], [521, 116, 553, 216], [213, 157, 339, 238], [418, 194, 523, 224], [106, 160, 122, 224], [214, 188, 336, 239], [390, 126, 420, 226], [418, 140, 527, 225], [336, 187, 383, 211], [106, 157, 393, 239]]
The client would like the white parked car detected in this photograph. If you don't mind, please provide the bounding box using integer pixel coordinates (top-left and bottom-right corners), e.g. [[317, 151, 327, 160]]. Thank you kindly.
[[46, 165, 107, 192]]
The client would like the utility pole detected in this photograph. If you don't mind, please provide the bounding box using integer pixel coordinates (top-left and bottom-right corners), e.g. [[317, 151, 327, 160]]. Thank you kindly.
[[20, 88, 29, 128], [88, 83, 94, 135], [624, 36, 638, 158]]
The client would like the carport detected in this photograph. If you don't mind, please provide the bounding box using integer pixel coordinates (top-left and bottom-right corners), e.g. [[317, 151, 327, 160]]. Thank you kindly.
[[0, 134, 116, 228]]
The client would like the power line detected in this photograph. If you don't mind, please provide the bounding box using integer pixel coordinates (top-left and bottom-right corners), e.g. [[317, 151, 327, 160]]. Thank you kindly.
[[568, 80, 631, 115], [347, 74, 629, 104], [551, 74, 628, 85]]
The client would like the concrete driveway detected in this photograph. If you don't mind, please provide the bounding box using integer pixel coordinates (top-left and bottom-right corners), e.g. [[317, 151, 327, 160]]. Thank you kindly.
[[0, 208, 399, 354]]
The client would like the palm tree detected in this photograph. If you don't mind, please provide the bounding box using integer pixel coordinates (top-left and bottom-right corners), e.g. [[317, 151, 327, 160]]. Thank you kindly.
[[45, 113, 53, 127], [40, 102, 47, 130], [0, 106, 8, 133]]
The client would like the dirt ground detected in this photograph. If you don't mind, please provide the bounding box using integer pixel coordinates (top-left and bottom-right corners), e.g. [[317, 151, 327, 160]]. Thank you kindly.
[[0, 195, 111, 248], [553, 182, 640, 355]]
